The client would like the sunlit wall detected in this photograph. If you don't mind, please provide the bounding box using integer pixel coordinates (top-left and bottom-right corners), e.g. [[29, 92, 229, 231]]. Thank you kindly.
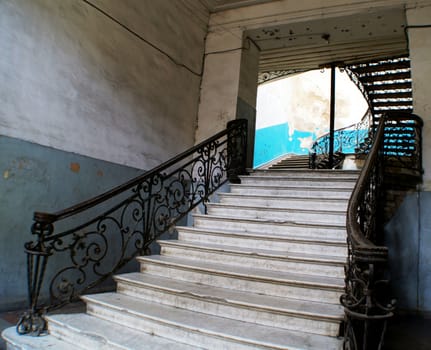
[[254, 69, 368, 168]]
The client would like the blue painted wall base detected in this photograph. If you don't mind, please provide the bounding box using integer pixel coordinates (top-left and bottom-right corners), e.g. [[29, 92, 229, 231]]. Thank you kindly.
[[253, 122, 316, 168], [0, 135, 143, 311]]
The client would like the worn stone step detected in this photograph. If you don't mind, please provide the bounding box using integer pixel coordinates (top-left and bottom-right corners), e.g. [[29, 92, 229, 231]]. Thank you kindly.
[[115, 273, 343, 336], [83, 293, 343, 350], [46, 313, 200, 350], [218, 193, 349, 211], [159, 240, 345, 277], [229, 184, 352, 198], [1, 327, 79, 350], [239, 175, 357, 188], [270, 164, 309, 169], [251, 169, 359, 178], [138, 255, 344, 304], [192, 214, 347, 241], [206, 203, 346, 225], [177, 226, 347, 257]]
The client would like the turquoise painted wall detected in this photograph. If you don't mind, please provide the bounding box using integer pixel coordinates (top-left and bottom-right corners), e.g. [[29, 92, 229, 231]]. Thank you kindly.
[[0, 135, 144, 311], [253, 122, 369, 168], [253, 122, 316, 168]]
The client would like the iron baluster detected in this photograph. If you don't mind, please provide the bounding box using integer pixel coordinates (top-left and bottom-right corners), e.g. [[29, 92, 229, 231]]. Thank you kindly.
[[17, 119, 248, 335], [310, 109, 372, 169], [342, 112, 423, 349], [17, 214, 55, 335]]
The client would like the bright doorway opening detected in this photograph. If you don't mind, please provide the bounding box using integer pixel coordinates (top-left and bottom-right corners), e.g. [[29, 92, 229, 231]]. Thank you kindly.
[[254, 68, 368, 168]]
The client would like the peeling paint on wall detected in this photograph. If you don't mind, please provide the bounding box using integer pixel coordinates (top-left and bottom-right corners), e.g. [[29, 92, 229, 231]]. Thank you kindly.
[[0, 135, 143, 311], [254, 69, 368, 166], [256, 69, 368, 135], [0, 0, 207, 170], [254, 122, 316, 167], [70, 162, 81, 173]]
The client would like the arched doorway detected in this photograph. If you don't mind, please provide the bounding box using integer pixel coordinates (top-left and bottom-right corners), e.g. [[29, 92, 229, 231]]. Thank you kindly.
[[245, 7, 409, 169], [253, 68, 369, 168]]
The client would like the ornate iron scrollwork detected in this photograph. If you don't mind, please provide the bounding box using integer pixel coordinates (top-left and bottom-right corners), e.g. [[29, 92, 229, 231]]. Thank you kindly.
[[258, 69, 307, 84], [310, 109, 372, 169], [342, 112, 422, 349], [17, 119, 248, 335]]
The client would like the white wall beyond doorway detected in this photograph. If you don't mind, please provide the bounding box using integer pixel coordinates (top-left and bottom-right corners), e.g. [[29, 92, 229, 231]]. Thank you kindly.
[[254, 69, 368, 167]]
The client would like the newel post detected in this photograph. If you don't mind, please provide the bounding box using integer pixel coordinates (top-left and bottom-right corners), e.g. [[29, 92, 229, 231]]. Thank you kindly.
[[226, 119, 248, 183], [16, 212, 55, 336]]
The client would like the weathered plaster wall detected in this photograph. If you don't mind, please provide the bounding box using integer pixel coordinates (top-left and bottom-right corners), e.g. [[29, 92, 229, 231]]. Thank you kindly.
[[0, 0, 208, 170], [385, 192, 431, 314], [237, 37, 260, 168], [195, 30, 259, 167], [195, 28, 244, 142], [0, 0, 209, 311], [0, 136, 142, 311], [254, 123, 316, 167], [407, 4, 431, 190], [383, 3, 431, 315]]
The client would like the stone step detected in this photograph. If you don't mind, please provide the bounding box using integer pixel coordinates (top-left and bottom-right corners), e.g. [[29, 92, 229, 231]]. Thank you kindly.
[[192, 214, 347, 241], [1, 327, 79, 350], [206, 203, 346, 225], [115, 273, 343, 336], [46, 313, 200, 349], [230, 184, 352, 199], [158, 240, 345, 278], [177, 226, 347, 257], [137, 255, 344, 304], [270, 164, 309, 169], [251, 169, 359, 178], [218, 193, 349, 211], [239, 176, 357, 188], [83, 293, 343, 350]]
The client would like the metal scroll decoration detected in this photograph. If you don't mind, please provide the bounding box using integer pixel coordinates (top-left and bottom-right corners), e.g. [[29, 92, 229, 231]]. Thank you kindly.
[[258, 69, 308, 84], [310, 109, 372, 169], [17, 119, 248, 336], [344, 67, 372, 109], [341, 112, 423, 350]]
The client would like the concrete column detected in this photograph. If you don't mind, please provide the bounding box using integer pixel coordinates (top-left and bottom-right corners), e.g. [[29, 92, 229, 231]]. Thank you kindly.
[[196, 28, 260, 169], [406, 4, 431, 190], [237, 36, 260, 169]]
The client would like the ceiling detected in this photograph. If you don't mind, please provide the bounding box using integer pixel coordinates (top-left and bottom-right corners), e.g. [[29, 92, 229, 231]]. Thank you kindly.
[[202, 1, 409, 74], [249, 8, 408, 72], [202, 0, 274, 12]]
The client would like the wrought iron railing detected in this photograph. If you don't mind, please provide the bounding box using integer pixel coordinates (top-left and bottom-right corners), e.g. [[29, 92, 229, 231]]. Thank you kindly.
[[382, 112, 423, 178], [344, 66, 372, 109], [341, 112, 423, 349], [17, 119, 248, 336], [310, 109, 372, 168]]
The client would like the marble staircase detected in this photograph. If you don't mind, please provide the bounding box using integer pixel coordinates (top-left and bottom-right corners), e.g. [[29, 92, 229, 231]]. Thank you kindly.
[[2, 169, 359, 350]]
